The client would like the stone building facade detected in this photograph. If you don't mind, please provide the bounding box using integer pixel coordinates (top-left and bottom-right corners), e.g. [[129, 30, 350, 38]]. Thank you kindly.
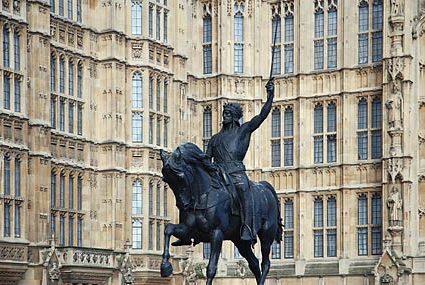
[[0, 0, 424, 284]]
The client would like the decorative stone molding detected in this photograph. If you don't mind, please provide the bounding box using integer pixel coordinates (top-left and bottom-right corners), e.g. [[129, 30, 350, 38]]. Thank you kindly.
[[386, 158, 403, 182]]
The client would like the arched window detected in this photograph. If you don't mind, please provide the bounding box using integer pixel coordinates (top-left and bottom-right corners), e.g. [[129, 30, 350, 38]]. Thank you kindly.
[[3, 27, 10, 67], [50, 54, 56, 92], [77, 62, 83, 98], [132, 112, 143, 142], [132, 72, 143, 108], [132, 180, 143, 214], [132, 220, 142, 249], [131, 1, 142, 35]]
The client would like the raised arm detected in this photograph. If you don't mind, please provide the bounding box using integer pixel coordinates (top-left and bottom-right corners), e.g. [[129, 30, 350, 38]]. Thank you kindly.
[[244, 79, 275, 132]]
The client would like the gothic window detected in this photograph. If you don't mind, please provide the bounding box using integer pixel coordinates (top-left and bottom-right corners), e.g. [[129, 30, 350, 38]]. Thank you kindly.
[[372, 0, 383, 62], [149, 116, 154, 144], [284, 2, 294, 74], [13, 31, 20, 71], [357, 193, 368, 255], [68, 60, 74, 96], [77, 175, 82, 210], [132, 112, 143, 142], [149, 5, 154, 38], [271, 9, 282, 75], [284, 199, 294, 258], [203, 106, 212, 151], [271, 108, 281, 167], [4, 204, 10, 237], [314, 197, 324, 257], [284, 107, 294, 166], [59, 172, 65, 208], [149, 221, 154, 250], [314, 104, 324, 163], [371, 97, 382, 159], [77, 104, 83, 135], [51, 171, 56, 207], [131, 1, 142, 35], [51, 55, 56, 92], [59, 215, 65, 246], [4, 155, 11, 195], [77, 62, 82, 98], [14, 157, 20, 196], [203, 11, 212, 74], [327, 196, 337, 257], [59, 0, 64, 16], [3, 74, 10, 109], [51, 98, 58, 128], [156, 183, 161, 216], [50, 0, 55, 12], [163, 118, 168, 147], [164, 11, 168, 42], [132, 180, 143, 214], [14, 77, 20, 112], [156, 222, 161, 250], [156, 8, 161, 40], [14, 204, 21, 238], [68, 0, 73, 20], [203, 243, 211, 259], [132, 72, 143, 108], [132, 220, 142, 249], [68, 175, 74, 208], [59, 99, 65, 131], [77, 217, 82, 246], [77, 0, 82, 23], [234, 3, 244, 73], [357, 97, 381, 160], [149, 76, 153, 109], [358, 0, 382, 64], [371, 193, 382, 255], [149, 182, 154, 215], [163, 80, 168, 113], [68, 216, 74, 245], [163, 185, 168, 216], [68, 102, 74, 133], [272, 241, 281, 259], [59, 57, 65, 93], [3, 26, 10, 67], [156, 78, 161, 111]]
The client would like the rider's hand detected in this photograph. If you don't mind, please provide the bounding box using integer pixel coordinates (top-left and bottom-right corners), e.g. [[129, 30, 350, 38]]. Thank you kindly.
[[266, 79, 274, 100]]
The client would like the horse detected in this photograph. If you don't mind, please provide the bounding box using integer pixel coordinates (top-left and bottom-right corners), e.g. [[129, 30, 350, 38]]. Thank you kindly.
[[160, 142, 283, 285]]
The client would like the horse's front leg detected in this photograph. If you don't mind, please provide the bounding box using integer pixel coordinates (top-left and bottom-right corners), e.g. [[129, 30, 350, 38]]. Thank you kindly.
[[206, 229, 224, 285], [161, 222, 191, 277], [161, 223, 177, 277]]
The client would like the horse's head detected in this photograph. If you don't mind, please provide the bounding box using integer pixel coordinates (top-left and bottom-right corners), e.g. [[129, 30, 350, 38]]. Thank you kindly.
[[161, 143, 215, 210]]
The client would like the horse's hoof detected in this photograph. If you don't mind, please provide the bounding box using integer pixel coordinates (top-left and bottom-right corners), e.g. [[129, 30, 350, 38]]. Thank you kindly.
[[161, 261, 173, 277]]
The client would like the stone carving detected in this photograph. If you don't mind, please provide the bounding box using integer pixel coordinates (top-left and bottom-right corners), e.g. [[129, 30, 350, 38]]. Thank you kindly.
[[235, 259, 248, 278], [387, 157, 403, 182], [387, 186, 403, 226], [48, 262, 61, 281], [419, 207, 425, 218], [387, 57, 403, 80], [3, 0, 10, 10], [386, 81, 403, 130], [391, 0, 403, 16]]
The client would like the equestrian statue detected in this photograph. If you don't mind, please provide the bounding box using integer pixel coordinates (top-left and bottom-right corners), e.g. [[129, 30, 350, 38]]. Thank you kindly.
[[160, 79, 283, 285]]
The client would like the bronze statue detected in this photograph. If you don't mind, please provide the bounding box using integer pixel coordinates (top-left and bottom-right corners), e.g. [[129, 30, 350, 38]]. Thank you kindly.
[[206, 80, 275, 243], [160, 141, 283, 285]]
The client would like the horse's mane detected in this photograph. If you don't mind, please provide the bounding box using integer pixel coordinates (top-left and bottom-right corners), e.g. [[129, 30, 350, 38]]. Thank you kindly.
[[178, 143, 217, 175]]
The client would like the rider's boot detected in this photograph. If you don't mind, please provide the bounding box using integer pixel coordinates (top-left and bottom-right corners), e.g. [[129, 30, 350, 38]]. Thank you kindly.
[[240, 190, 256, 245]]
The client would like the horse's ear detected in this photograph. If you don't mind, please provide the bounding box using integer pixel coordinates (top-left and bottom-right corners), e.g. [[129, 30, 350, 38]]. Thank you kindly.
[[160, 150, 167, 165]]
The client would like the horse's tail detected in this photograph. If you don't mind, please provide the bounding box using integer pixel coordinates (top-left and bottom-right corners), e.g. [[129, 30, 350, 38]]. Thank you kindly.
[[261, 181, 283, 242]]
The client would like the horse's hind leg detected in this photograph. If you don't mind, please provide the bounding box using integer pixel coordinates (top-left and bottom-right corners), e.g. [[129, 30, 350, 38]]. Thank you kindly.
[[258, 236, 274, 285], [234, 240, 261, 284]]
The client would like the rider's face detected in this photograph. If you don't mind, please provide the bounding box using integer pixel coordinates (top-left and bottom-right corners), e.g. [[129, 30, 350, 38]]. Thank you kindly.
[[222, 110, 233, 124]]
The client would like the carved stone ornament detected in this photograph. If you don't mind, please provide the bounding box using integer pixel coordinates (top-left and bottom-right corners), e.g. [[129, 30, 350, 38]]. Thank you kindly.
[[48, 262, 61, 281], [419, 207, 425, 218], [387, 57, 404, 81], [391, 0, 404, 17], [386, 158, 403, 182], [386, 81, 403, 130]]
